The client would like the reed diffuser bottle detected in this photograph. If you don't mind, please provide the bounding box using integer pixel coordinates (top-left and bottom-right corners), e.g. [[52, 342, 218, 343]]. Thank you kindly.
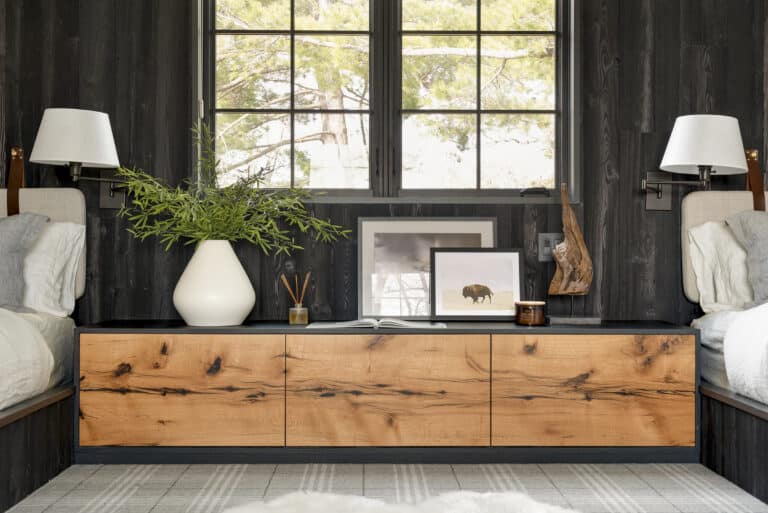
[[281, 272, 310, 325]]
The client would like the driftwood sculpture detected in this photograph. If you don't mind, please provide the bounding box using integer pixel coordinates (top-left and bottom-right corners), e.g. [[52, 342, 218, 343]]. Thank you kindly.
[[548, 183, 593, 295]]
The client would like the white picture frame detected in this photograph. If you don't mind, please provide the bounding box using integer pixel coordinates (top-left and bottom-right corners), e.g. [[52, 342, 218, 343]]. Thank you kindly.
[[357, 217, 496, 319], [431, 248, 523, 321]]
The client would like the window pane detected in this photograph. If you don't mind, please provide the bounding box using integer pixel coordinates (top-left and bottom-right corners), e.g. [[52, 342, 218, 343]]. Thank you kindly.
[[216, 0, 290, 30], [294, 113, 370, 188], [402, 0, 476, 31], [481, 35, 555, 110], [216, 35, 290, 109], [480, 114, 555, 189], [402, 114, 476, 189], [481, 0, 556, 31], [402, 36, 476, 110], [295, 0, 369, 31], [215, 113, 292, 188], [295, 35, 370, 110]]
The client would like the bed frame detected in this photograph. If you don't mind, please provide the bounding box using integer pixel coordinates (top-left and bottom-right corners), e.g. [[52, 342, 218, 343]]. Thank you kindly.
[[0, 388, 74, 511], [701, 384, 768, 502], [0, 182, 86, 509], [682, 191, 768, 503]]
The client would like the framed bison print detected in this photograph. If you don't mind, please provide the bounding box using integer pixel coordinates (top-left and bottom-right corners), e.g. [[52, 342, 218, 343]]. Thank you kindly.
[[430, 248, 523, 321], [358, 218, 496, 319]]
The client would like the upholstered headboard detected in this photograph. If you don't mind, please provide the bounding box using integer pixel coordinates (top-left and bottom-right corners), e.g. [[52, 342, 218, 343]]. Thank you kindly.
[[0, 188, 87, 299], [681, 190, 768, 303]]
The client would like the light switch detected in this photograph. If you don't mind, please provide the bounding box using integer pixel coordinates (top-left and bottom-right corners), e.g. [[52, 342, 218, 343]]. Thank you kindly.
[[538, 232, 563, 262]]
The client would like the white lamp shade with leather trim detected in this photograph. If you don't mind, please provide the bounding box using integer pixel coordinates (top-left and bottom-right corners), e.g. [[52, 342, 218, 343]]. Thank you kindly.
[[660, 114, 747, 175], [30, 108, 119, 168]]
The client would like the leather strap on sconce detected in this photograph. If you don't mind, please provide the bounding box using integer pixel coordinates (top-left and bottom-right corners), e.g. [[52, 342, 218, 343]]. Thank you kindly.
[[6, 147, 26, 216], [745, 149, 765, 211]]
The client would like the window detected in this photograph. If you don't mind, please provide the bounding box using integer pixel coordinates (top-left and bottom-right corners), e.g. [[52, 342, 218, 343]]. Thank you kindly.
[[212, 0, 371, 189], [206, 0, 573, 199]]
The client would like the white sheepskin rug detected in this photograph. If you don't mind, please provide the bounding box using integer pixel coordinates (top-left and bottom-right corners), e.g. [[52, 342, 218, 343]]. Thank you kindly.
[[224, 491, 579, 513]]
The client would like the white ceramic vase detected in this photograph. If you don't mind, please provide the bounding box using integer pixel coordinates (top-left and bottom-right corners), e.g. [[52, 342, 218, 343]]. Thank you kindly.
[[173, 240, 256, 326]]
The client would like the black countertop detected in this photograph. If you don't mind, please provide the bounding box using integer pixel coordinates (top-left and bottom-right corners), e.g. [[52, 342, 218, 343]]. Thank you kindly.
[[77, 320, 698, 335]]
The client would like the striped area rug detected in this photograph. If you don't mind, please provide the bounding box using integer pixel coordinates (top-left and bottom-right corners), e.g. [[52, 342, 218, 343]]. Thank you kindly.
[[224, 491, 577, 513], [13, 463, 767, 513], [186, 464, 251, 513]]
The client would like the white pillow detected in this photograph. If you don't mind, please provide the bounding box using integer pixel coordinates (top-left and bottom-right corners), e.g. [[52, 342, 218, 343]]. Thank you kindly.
[[688, 221, 752, 313], [22, 222, 85, 317]]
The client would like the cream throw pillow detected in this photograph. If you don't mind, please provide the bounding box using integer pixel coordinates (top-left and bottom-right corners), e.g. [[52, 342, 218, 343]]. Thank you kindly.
[[688, 221, 752, 313]]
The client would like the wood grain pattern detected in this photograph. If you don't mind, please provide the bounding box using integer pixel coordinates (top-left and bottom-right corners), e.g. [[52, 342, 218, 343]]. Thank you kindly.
[[549, 183, 593, 295], [285, 334, 491, 446], [491, 334, 696, 446], [79, 334, 285, 446]]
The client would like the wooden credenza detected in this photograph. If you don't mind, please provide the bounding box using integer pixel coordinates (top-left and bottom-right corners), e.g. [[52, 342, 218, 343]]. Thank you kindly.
[[76, 322, 698, 459]]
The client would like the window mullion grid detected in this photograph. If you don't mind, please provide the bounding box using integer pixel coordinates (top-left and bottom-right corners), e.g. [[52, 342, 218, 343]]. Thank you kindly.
[[555, 0, 563, 190], [289, 0, 296, 188], [475, 0, 481, 191]]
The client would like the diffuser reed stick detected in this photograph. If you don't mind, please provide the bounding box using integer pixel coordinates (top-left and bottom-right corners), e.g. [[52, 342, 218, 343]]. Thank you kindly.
[[280, 272, 311, 306], [299, 272, 311, 305], [281, 272, 311, 325], [280, 274, 299, 305]]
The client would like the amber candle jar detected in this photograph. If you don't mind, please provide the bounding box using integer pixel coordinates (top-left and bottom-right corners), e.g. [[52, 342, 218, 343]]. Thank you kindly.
[[515, 301, 546, 326]]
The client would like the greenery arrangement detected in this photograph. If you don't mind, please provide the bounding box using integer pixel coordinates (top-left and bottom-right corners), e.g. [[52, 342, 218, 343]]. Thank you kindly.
[[116, 124, 350, 254]]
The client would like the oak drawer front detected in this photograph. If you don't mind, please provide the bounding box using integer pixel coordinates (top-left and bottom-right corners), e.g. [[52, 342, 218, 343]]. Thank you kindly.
[[492, 334, 696, 447], [79, 334, 285, 446], [286, 334, 491, 446]]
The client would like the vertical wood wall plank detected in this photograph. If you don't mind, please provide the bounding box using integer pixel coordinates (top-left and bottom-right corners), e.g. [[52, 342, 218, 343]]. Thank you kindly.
[[0, 0, 5, 185]]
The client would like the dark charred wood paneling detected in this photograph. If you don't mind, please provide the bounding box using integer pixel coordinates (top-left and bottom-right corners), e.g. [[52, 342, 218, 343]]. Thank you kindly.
[[0, 0, 765, 325], [701, 393, 768, 503], [0, 395, 73, 511]]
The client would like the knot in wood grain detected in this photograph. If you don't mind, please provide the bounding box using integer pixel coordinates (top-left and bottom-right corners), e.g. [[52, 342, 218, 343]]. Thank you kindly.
[[207, 357, 222, 375], [113, 363, 132, 377]]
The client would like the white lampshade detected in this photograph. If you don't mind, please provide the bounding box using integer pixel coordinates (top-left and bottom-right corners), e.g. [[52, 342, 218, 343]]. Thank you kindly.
[[30, 108, 119, 168], [660, 115, 747, 175]]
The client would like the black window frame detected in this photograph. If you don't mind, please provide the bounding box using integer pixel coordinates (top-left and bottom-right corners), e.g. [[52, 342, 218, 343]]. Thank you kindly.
[[202, 0, 580, 204]]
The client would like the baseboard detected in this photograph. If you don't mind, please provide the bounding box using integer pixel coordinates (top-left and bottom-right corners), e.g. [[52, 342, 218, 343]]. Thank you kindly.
[[74, 446, 699, 465]]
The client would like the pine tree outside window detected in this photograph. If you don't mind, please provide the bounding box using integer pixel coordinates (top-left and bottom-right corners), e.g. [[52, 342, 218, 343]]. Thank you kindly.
[[205, 0, 577, 202]]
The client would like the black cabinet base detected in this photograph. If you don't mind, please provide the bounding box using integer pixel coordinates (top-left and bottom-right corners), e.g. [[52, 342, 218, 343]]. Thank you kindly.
[[75, 447, 699, 465]]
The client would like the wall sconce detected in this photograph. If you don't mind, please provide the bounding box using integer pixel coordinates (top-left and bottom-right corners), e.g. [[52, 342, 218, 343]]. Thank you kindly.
[[30, 108, 126, 208], [641, 115, 748, 210]]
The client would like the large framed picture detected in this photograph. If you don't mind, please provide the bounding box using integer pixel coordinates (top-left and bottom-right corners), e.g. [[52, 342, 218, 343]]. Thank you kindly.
[[358, 218, 496, 319], [430, 248, 523, 321]]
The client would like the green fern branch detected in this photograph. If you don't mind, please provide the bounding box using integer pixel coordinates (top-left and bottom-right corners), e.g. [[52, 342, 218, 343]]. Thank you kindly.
[[116, 123, 350, 253]]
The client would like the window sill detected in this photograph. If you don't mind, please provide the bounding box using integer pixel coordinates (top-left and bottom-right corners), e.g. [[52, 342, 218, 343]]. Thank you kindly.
[[304, 191, 579, 205]]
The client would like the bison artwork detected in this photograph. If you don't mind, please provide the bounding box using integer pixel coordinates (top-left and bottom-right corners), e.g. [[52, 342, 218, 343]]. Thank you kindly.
[[462, 284, 493, 303]]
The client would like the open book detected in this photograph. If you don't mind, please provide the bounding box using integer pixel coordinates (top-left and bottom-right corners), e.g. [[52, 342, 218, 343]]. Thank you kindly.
[[306, 318, 447, 329]]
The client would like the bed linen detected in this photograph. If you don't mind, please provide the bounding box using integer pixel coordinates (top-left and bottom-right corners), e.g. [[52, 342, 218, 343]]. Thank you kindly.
[[16, 311, 75, 387], [700, 344, 731, 390], [0, 308, 54, 411], [691, 310, 742, 350], [691, 312, 738, 390], [692, 304, 768, 405], [722, 302, 768, 405]]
